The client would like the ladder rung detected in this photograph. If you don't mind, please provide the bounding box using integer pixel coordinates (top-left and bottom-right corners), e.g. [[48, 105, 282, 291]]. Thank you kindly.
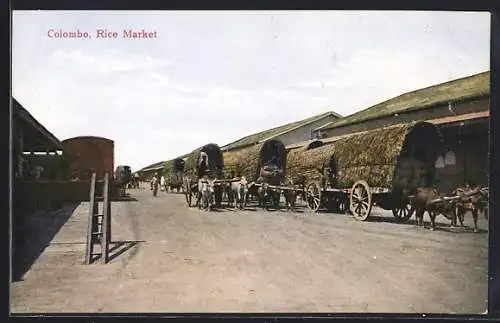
[[91, 253, 102, 256], [92, 231, 102, 235]]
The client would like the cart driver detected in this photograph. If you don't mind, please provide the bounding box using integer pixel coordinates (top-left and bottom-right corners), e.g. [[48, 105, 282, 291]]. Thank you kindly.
[[198, 152, 209, 178]]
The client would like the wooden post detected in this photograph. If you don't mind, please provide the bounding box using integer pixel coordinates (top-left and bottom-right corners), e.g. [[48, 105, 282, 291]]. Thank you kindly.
[[101, 173, 110, 264], [107, 180, 112, 244], [85, 173, 97, 265]]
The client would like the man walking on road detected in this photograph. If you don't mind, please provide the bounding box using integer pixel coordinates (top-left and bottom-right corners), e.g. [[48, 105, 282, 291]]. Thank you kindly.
[[151, 173, 159, 197]]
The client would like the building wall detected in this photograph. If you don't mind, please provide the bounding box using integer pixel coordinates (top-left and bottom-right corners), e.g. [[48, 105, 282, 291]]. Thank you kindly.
[[321, 97, 489, 138], [274, 115, 337, 146], [433, 121, 488, 193], [62, 136, 114, 180]]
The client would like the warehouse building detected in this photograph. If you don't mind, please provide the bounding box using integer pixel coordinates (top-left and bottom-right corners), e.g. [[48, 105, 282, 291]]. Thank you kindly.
[[221, 111, 341, 153], [311, 71, 490, 193]]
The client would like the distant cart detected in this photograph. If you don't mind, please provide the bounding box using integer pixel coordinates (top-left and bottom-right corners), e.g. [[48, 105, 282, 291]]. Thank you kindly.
[[182, 143, 225, 208], [286, 121, 443, 221], [114, 165, 132, 197], [165, 158, 185, 192]]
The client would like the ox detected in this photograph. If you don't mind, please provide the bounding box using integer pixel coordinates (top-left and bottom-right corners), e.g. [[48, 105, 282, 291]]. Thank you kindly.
[[228, 176, 249, 209], [412, 187, 456, 231], [198, 175, 215, 211], [282, 177, 300, 211], [453, 185, 489, 233]]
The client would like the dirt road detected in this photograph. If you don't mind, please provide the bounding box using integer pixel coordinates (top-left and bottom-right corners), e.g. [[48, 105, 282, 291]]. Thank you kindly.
[[11, 188, 489, 313]]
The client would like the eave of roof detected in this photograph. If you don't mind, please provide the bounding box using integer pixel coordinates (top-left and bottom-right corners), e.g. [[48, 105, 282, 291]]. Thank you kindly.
[[314, 71, 490, 132], [13, 98, 63, 150], [426, 110, 489, 125]]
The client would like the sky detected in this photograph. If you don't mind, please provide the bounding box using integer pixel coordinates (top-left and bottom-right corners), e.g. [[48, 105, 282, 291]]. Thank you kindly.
[[12, 11, 490, 171]]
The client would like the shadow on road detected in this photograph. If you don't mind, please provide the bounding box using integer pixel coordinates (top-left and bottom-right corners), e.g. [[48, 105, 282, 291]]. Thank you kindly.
[[112, 196, 139, 202], [12, 202, 80, 282], [108, 240, 145, 262]]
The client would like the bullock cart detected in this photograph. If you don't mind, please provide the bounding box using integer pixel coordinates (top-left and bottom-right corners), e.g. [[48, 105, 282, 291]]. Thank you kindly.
[[182, 143, 226, 208], [286, 121, 443, 221], [114, 165, 132, 197], [223, 139, 300, 208], [164, 158, 185, 192]]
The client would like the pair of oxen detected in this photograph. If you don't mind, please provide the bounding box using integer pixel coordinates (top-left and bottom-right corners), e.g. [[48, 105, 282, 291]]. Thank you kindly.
[[409, 184, 489, 232]]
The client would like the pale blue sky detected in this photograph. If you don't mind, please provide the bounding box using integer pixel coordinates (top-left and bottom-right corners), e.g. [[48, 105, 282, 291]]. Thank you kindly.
[[12, 11, 490, 171]]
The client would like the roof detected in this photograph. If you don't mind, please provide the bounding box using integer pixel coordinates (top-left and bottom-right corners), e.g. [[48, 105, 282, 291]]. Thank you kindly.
[[426, 110, 489, 126], [62, 136, 114, 143], [286, 129, 370, 150], [289, 111, 490, 151], [315, 71, 490, 132], [13, 98, 63, 151], [221, 111, 341, 151], [139, 161, 166, 172]]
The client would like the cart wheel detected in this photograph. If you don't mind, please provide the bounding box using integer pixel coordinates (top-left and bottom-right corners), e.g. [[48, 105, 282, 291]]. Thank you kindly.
[[392, 200, 415, 222], [305, 181, 322, 212], [349, 180, 372, 221]]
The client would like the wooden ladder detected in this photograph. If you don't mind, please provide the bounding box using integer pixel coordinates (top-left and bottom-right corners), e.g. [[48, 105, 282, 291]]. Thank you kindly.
[[85, 172, 112, 264]]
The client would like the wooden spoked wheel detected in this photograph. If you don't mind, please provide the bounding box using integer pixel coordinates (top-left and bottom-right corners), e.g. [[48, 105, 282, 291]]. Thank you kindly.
[[392, 200, 415, 222], [305, 181, 322, 212], [349, 180, 372, 221]]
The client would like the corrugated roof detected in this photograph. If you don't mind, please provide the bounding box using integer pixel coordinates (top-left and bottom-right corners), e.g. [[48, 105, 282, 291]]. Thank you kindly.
[[315, 71, 490, 131], [221, 111, 341, 151]]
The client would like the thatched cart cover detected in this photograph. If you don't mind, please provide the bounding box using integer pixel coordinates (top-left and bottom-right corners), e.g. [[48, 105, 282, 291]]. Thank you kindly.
[[222, 144, 261, 181], [286, 121, 442, 191], [222, 150, 239, 178], [286, 143, 335, 185], [222, 139, 286, 182], [184, 143, 224, 180], [163, 160, 173, 182], [164, 158, 185, 185]]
